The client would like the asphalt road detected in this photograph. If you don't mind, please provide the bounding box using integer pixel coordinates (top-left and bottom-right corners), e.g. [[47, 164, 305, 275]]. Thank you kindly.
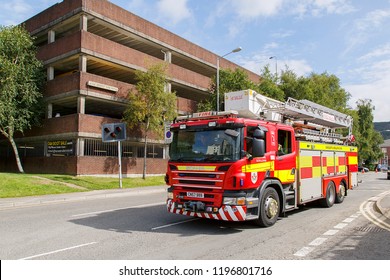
[[0, 172, 389, 260]]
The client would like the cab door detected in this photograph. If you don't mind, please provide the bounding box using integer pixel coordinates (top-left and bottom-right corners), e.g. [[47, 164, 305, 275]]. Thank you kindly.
[[273, 127, 296, 184]]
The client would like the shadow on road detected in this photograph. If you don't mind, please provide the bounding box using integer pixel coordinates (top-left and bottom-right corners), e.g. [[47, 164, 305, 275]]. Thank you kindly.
[[69, 204, 253, 236], [69, 203, 317, 236]]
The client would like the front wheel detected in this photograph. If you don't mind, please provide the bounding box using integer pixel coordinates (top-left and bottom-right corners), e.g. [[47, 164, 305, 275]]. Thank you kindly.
[[254, 188, 280, 227]]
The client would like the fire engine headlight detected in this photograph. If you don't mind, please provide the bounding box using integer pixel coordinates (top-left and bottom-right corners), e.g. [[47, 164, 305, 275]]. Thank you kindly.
[[167, 192, 174, 199], [223, 197, 246, 206]]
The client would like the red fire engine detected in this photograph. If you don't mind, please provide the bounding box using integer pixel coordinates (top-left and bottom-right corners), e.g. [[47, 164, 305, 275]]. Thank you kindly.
[[165, 90, 358, 227]]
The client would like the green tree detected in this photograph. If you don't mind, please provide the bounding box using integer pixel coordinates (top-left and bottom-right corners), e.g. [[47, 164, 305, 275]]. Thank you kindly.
[[279, 71, 351, 112], [198, 68, 257, 112], [279, 68, 312, 101], [257, 65, 284, 101], [306, 73, 350, 112], [0, 25, 44, 173], [123, 62, 177, 179], [355, 99, 384, 166]]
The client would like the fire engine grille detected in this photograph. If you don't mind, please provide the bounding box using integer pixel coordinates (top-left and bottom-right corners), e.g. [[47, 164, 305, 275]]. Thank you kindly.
[[178, 173, 217, 178], [172, 171, 224, 189], [178, 180, 215, 185]]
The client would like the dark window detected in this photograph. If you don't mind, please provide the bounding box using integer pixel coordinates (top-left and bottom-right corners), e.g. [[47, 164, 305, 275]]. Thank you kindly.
[[277, 129, 292, 155]]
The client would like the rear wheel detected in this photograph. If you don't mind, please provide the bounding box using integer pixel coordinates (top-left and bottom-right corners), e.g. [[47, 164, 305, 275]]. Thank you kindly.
[[321, 181, 336, 208], [254, 188, 280, 227], [335, 182, 346, 204]]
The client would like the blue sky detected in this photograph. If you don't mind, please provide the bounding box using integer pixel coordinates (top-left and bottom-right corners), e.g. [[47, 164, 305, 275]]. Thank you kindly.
[[1, 0, 390, 122]]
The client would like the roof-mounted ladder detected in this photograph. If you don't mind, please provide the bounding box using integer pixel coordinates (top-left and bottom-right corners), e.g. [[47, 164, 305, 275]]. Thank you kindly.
[[225, 90, 353, 144]]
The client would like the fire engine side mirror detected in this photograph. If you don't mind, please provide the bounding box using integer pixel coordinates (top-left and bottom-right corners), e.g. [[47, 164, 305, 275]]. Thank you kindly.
[[252, 138, 265, 158], [253, 129, 265, 139], [246, 129, 265, 158]]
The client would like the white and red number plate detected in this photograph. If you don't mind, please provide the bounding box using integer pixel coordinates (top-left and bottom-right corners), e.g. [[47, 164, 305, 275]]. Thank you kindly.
[[186, 192, 204, 198]]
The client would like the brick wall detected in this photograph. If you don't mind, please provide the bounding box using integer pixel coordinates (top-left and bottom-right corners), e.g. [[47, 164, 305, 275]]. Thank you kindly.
[[0, 155, 167, 176], [77, 156, 167, 175]]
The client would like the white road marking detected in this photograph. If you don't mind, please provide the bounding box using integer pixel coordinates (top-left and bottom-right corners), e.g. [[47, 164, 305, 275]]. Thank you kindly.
[[151, 218, 200, 230], [71, 202, 165, 217], [20, 242, 97, 260], [334, 223, 348, 229], [293, 211, 361, 258], [323, 229, 339, 236], [360, 199, 390, 231], [309, 237, 328, 246], [294, 247, 315, 257]]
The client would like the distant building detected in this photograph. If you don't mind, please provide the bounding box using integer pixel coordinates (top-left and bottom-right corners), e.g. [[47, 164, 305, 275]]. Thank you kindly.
[[380, 139, 390, 166], [0, 0, 259, 176]]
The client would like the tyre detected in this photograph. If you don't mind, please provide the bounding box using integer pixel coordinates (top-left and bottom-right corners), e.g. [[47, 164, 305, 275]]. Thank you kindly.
[[321, 181, 336, 208], [335, 182, 346, 204], [254, 187, 280, 227]]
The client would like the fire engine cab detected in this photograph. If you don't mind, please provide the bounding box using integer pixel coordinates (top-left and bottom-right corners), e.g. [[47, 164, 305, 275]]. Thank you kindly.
[[165, 89, 358, 227]]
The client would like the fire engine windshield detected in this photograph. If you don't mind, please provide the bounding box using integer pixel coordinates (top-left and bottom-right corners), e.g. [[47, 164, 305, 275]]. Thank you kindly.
[[169, 128, 241, 162]]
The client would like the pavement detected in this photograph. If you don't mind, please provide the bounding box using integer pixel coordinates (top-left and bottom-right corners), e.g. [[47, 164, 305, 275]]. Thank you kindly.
[[0, 181, 389, 220], [375, 191, 390, 220], [0, 185, 167, 210]]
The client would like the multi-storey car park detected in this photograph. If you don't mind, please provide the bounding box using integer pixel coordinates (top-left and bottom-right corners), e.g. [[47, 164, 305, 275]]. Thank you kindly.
[[0, 0, 260, 176]]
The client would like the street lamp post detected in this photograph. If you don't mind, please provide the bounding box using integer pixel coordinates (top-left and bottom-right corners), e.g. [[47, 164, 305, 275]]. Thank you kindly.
[[269, 56, 278, 81], [216, 47, 242, 112]]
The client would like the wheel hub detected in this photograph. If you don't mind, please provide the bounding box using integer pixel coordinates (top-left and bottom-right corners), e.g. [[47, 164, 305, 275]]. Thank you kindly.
[[265, 197, 278, 219], [339, 185, 345, 196]]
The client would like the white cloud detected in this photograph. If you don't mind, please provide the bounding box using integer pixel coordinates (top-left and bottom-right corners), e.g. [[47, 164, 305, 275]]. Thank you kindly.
[[312, 0, 355, 15], [4, 0, 31, 14], [272, 30, 295, 39], [211, 0, 354, 21], [344, 9, 390, 55], [345, 78, 390, 122], [239, 52, 313, 79], [358, 43, 390, 61], [355, 9, 390, 31], [344, 51, 390, 122], [228, 0, 283, 18], [289, 0, 355, 17], [157, 0, 192, 25], [126, 0, 146, 10], [0, 0, 32, 25], [283, 59, 313, 76]]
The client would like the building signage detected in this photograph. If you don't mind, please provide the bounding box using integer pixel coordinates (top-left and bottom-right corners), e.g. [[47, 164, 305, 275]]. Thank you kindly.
[[164, 122, 173, 144], [47, 140, 73, 155], [87, 81, 118, 92]]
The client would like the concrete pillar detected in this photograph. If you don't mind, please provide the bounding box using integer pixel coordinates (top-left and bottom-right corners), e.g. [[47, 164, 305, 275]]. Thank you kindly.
[[163, 145, 169, 159], [79, 55, 87, 72], [48, 30, 55, 43], [164, 82, 172, 93], [77, 138, 85, 156], [80, 14, 88, 31], [44, 141, 48, 157], [77, 96, 85, 114], [47, 103, 53, 119], [163, 50, 172, 63], [162, 51, 172, 93], [47, 66, 54, 81]]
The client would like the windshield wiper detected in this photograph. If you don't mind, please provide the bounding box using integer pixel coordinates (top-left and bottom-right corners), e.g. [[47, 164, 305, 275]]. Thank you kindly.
[[203, 155, 223, 162], [171, 157, 192, 162]]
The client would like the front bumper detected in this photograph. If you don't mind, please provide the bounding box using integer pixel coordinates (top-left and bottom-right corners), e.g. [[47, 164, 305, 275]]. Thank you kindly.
[[167, 199, 247, 221]]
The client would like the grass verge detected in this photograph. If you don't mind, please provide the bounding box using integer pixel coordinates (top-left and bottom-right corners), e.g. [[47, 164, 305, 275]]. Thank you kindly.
[[0, 173, 165, 198]]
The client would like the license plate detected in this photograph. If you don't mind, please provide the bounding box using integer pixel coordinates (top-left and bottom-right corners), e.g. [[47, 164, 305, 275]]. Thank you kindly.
[[186, 192, 204, 198]]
